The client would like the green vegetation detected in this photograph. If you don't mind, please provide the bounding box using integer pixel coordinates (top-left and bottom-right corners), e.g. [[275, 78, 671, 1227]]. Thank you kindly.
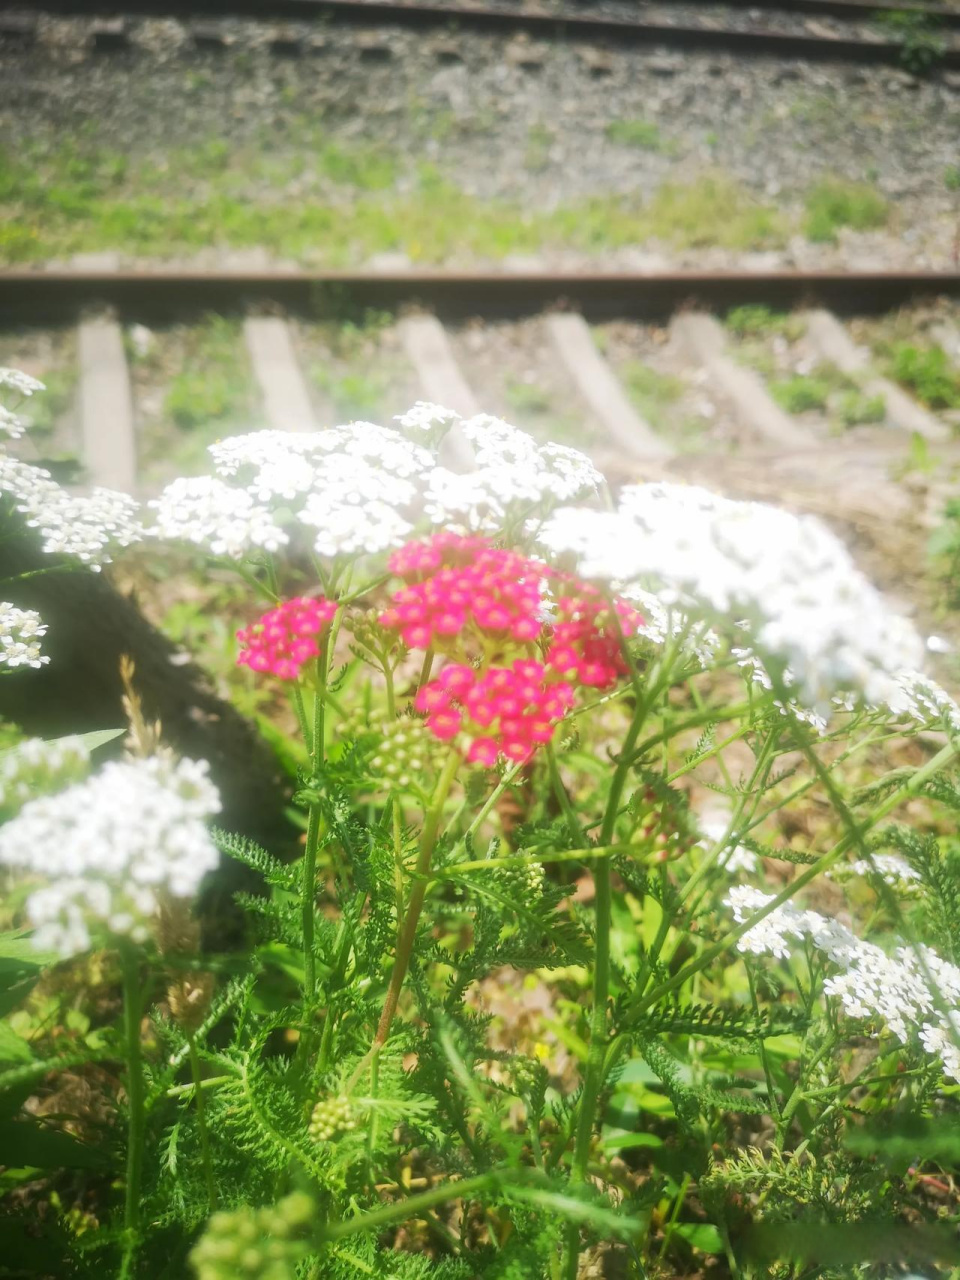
[[876, 9, 945, 73], [638, 175, 785, 250], [886, 341, 960, 410], [835, 389, 886, 427], [929, 495, 960, 607], [0, 140, 797, 266], [620, 360, 704, 446], [725, 305, 806, 341], [0, 135, 907, 268], [622, 361, 683, 424], [163, 316, 252, 427], [312, 368, 387, 421], [309, 312, 399, 422], [803, 178, 890, 244], [20, 366, 76, 437], [770, 375, 831, 415], [161, 317, 252, 430], [604, 118, 677, 154], [504, 378, 553, 417]]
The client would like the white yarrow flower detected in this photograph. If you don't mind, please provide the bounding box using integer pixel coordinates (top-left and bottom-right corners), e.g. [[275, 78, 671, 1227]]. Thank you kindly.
[[724, 885, 960, 1078], [0, 755, 221, 956], [0, 406, 25, 440], [541, 484, 925, 713], [0, 368, 44, 397], [0, 736, 90, 809], [0, 602, 49, 669], [394, 401, 460, 434], [150, 476, 288, 558], [0, 455, 141, 569]]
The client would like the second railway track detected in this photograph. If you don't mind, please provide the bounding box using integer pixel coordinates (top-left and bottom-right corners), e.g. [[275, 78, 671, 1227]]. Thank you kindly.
[[6, 0, 960, 67]]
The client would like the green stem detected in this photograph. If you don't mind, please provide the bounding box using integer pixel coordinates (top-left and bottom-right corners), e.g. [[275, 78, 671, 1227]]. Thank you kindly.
[[119, 947, 146, 1280], [545, 743, 585, 846], [302, 803, 322, 1009], [188, 1035, 217, 1211], [292, 680, 312, 754], [416, 647, 435, 693], [383, 655, 396, 719], [373, 751, 460, 1049], [317, 1171, 501, 1242], [562, 688, 654, 1280], [302, 638, 331, 1008]]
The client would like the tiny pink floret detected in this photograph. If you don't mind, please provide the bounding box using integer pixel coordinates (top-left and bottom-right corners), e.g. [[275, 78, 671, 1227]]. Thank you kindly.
[[237, 596, 338, 681]]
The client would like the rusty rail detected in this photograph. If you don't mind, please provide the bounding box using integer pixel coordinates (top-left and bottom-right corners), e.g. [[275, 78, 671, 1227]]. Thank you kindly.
[[3, 267, 960, 324]]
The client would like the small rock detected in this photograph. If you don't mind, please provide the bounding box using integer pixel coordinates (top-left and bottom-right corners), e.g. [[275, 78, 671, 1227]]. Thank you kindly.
[[506, 39, 545, 72], [576, 47, 614, 77], [430, 41, 463, 66], [355, 33, 393, 62], [646, 56, 680, 77]]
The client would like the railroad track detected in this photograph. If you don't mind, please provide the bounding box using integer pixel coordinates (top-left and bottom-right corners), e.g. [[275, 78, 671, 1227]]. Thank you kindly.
[[2, 267, 957, 592], [5, 0, 960, 67]]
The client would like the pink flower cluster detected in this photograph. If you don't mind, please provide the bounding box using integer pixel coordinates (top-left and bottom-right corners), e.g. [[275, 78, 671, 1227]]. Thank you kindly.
[[237, 596, 338, 680], [380, 534, 542, 651], [380, 533, 645, 766], [415, 661, 575, 765], [546, 590, 644, 689]]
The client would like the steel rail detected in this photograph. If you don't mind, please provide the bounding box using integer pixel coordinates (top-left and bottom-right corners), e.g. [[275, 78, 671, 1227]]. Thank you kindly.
[[576, 0, 960, 27], [3, 268, 960, 324], [3, 0, 960, 65]]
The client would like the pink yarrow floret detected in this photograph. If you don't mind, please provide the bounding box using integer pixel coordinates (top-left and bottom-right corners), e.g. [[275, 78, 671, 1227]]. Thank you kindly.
[[546, 589, 645, 689], [381, 533, 543, 651], [415, 660, 575, 765], [237, 596, 338, 680]]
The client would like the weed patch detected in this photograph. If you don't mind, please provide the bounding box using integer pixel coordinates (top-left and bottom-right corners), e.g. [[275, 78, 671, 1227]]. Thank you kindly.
[[803, 178, 889, 244]]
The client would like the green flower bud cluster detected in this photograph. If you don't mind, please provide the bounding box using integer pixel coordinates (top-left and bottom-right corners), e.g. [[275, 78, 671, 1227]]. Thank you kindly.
[[511, 1054, 546, 1098], [189, 1191, 313, 1280], [342, 609, 384, 652], [498, 855, 544, 898], [309, 1093, 357, 1142], [368, 718, 436, 790]]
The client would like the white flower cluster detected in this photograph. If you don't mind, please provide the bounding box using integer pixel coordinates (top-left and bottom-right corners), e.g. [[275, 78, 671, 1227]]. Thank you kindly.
[[394, 401, 460, 440], [0, 454, 141, 569], [0, 368, 44, 398], [149, 410, 601, 561], [149, 477, 288, 559], [0, 406, 25, 441], [0, 755, 221, 956], [887, 670, 960, 736], [0, 601, 48, 669], [725, 885, 960, 1080], [425, 415, 603, 531], [829, 852, 922, 890], [0, 368, 45, 441], [0, 735, 90, 810], [540, 483, 925, 713]]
